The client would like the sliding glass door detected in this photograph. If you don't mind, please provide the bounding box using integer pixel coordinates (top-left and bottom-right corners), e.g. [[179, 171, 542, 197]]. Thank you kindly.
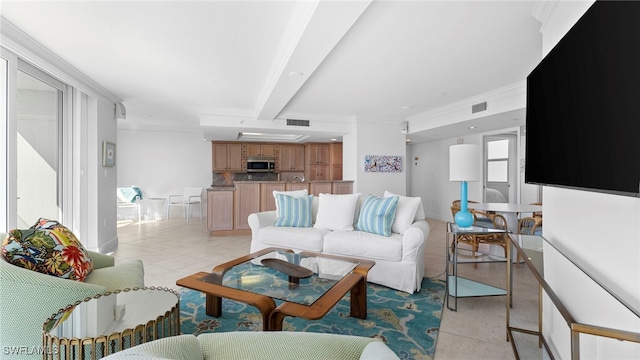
[[16, 63, 64, 227], [0, 56, 7, 229]]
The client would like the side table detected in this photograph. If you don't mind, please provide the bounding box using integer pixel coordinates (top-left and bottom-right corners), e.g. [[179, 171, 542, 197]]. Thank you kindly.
[[445, 222, 511, 312], [43, 287, 179, 360]]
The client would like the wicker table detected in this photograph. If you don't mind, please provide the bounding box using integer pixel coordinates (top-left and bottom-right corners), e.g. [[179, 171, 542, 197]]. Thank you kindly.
[[43, 287, 179, 360]]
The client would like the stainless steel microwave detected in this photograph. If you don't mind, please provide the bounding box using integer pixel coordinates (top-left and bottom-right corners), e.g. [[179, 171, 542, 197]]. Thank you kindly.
[[247, 157, 275, 172]]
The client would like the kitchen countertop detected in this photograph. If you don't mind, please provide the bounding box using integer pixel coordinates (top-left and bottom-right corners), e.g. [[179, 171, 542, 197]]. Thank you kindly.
[[232, 180, 353, 184], [208, 186, 236, 191], [208, 180, 353, 190]]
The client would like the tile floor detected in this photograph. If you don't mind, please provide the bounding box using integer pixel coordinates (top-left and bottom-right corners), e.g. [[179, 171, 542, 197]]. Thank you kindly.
[[113, 217, 540, 359]]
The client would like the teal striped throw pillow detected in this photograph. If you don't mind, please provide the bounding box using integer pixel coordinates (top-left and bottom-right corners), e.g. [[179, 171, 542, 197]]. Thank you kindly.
[[274, 194, 313, 227], [356, 195, 400, 236]]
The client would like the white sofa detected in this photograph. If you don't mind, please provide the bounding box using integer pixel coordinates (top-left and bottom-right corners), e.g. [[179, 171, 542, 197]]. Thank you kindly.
[[248, 192, 429, 294]]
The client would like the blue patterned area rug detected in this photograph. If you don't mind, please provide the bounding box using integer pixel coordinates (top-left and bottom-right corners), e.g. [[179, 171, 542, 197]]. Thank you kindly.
[[179, 278, 445, 360]]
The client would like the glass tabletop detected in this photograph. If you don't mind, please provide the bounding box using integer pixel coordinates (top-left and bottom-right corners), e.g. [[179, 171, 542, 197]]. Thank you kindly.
[[448, 222, 509, 261], [45, 287, 179, 338], [200, 250, 360, 306], [449, 222, 507, 234]]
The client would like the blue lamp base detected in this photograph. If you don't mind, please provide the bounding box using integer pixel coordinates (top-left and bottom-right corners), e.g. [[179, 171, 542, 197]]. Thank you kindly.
[[454, 210, 474, 229], [454, 180, 474, 230]]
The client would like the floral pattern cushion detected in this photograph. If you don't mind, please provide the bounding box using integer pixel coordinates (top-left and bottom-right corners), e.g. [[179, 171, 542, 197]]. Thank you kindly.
[[1, 219, 94, 281]]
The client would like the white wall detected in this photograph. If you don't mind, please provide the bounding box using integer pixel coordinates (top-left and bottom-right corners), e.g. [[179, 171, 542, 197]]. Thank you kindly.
[[95, 99, 118, 252], [346, 119, 408, 196], [519, 129, 540, 205], [408, 134, 484, 221], [117, 130, 211, 218], [540, 1, 639, 358]]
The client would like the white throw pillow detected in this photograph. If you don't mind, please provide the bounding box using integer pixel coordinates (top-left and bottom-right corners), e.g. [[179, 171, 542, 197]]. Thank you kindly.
[[273, 189, 308, 218], [384, 191, 422, 234], [314, 193, 360, 231]]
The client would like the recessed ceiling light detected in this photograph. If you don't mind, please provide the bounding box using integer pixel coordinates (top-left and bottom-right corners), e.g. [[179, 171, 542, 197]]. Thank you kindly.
[[331, 138, 337, 141], [401, 106, 413, 110], [469, 126, 477, 130]]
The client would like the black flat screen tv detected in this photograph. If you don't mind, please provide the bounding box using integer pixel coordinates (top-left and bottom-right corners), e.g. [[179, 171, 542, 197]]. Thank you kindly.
[[525, 0, 640, 197]]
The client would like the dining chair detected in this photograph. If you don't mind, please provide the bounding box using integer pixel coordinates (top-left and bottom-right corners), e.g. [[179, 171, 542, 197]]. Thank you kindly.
[[167, 187, 203, 223], [450, 205, 503, 268], [452, 199, 479, 207], [450, 205, 479, 263], [530, 202, 543, 218], [451, 200, 484, 223], [515, 216, 543, 266], [477, 212, 508, 258]]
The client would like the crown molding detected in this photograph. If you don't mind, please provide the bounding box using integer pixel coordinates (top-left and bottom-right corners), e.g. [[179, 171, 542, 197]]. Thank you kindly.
[[532, 0, 559, 35], [407, 80, 526, 133], [0, 16, 120, 103]]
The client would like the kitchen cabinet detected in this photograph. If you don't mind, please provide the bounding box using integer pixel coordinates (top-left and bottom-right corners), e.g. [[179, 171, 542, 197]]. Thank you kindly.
[[278, 145, 305, 171], [207, 181, 353, 235], [246, 144, 276, 157], [310, 182, 332, 196], [305, 143, 330, 165], [212, 143, 242, 172], [331, 182, 353, 194], [207, 190, 234, 231], [285, 182, 309, 192], [329, 143, 343, 180], [330, 142, 342, 165], [260, 182, 285, 211], [305, 142, 342, 181], [308, 165, 330, 181], [330, 165, 343, 181], [234, 183, 260, 230]]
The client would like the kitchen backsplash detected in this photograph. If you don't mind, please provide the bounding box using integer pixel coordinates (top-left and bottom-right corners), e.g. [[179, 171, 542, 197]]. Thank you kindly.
[[212, 172, 282, 186]]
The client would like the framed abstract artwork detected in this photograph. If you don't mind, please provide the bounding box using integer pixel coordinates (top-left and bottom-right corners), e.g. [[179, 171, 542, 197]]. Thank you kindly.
[[364, 155, 402, 173]]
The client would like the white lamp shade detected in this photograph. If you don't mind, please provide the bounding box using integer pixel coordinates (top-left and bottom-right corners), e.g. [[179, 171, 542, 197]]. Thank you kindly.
[[449, 144, 481, 181]]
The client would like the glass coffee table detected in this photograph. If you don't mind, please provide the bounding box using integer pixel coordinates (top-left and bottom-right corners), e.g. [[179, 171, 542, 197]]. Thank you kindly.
[[176, 247, 375, 331]]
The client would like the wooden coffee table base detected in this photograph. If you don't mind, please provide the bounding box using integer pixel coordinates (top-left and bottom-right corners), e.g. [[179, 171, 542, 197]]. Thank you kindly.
[[178, 273, 277, 329], [176, 248, 373, 331], [177, 271, 367, 331], [268, 273, 367, 331]]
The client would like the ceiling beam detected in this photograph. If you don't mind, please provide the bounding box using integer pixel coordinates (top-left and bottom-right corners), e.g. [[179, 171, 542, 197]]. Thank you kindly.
[[256, 0, 372, 121]]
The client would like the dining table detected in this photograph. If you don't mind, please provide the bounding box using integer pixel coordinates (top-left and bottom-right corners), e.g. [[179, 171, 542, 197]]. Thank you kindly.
[[466, 202, 542, 260], [467, 202, 542, 231]]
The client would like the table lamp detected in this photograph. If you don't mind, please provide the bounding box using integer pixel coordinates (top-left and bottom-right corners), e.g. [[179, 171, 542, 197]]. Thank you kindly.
[[449, 144, 481, 229]]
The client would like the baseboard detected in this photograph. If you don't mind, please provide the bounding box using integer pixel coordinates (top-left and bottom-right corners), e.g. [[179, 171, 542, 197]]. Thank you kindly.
[[210, 229, 251, 236], [426, 212, 449, 222], [100, 235, 119, 254]]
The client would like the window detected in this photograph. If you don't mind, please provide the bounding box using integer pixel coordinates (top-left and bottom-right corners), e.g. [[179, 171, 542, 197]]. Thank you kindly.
[[487, 139, 509, 182]]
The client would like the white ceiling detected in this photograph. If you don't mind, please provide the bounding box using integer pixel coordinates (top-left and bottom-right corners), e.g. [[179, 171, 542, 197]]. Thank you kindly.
[[1, 0, 542, 143]]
